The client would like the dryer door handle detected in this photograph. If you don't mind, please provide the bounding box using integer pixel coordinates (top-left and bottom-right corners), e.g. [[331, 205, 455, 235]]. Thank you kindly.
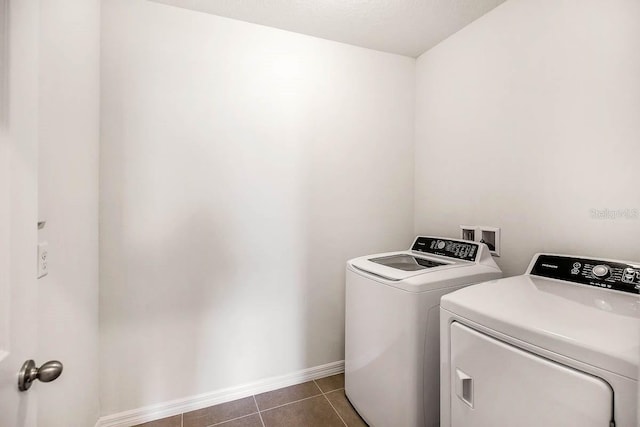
[[455, 368, 474, 408]]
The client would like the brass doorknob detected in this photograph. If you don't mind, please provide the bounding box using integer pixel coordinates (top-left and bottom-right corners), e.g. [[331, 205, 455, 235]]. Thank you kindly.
[[18, 360, 63, 391]]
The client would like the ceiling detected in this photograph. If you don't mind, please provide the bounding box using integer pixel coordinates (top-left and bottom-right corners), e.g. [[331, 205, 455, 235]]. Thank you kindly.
[[149, 0, 507, 57]]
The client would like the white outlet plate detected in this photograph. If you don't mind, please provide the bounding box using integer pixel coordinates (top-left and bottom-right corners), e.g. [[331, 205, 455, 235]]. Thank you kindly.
[[37, 241, 48, 278]]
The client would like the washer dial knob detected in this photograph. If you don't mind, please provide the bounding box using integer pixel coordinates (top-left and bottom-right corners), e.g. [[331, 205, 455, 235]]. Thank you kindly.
[[436, 241, 446, 250], [592, 264, 610, 279]]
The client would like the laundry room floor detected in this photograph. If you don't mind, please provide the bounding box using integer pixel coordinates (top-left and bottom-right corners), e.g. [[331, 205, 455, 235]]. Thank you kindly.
[[134, 373, 367, 427]]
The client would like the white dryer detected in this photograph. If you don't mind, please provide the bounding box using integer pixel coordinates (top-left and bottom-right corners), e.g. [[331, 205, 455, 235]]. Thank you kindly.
[[440, 253, 640, 427], [345, 236, 502, 427]]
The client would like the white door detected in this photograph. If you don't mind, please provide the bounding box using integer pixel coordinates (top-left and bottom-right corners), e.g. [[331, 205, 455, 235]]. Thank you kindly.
[[450, 322, 613, 427], [0, 0, 40, 426]]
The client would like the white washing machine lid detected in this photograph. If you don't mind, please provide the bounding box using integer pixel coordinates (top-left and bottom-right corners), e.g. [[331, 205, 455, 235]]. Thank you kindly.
[[441, 254, 640, 380], [347, 236, 502, 292]]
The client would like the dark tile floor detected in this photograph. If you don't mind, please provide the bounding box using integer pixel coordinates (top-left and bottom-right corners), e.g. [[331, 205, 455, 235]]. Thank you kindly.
[[134, 373, 367, 427]]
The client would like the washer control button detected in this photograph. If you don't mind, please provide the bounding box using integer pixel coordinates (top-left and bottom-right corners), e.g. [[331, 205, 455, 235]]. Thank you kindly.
[[622, 268, 637, 283], [592, 265, 610, 279]]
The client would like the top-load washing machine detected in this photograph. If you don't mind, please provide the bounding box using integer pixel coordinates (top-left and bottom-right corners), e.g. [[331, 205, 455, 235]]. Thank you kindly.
[[440, 253, 640, 427], [345, 236, 503, 427]]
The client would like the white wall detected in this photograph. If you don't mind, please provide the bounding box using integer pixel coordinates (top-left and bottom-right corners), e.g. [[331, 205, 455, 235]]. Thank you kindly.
[[100, 0, 415, 415], [37, 0, 101, 426], [415, 0, 640, 276]]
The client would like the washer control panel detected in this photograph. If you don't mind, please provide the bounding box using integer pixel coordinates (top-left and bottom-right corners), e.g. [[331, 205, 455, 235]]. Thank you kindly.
[[530, 254, 640, 294], [411, 237, 478, 261]]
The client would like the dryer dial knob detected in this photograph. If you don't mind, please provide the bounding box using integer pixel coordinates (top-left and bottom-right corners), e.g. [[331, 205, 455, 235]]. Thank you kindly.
[[592, 265, 610, 279]]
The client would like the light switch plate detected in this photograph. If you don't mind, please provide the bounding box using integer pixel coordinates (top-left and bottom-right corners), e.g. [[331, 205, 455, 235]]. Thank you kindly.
[[37, 241, 48, 278]]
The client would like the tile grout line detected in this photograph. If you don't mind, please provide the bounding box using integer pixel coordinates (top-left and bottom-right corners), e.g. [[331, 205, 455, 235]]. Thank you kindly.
[[257, 391, 324, 414], [323, 393, 348, 427], [157, 376, 343, 427], [315, 379, 348, 427], [322, 387, 344, 395], [199, 411, 261, 427], [316, 378, 345, 397], [253, 395, 266, 427], [252, 379, 342, 418]]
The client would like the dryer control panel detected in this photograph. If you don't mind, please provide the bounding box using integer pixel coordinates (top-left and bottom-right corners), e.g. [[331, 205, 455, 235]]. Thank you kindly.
[[530, 254, 640, 294], [411, 237, 479, 262]]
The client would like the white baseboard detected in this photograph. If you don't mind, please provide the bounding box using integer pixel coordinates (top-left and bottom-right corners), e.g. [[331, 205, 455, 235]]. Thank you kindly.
[[96, 360, 345, 427]]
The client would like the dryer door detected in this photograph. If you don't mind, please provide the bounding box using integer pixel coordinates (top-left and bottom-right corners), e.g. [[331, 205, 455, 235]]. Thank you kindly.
[[449, 322, 613, 427]]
